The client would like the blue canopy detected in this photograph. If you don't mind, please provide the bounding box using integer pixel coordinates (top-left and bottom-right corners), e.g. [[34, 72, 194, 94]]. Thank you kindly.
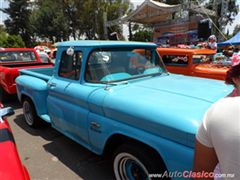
[[218, 32, 240, 46]]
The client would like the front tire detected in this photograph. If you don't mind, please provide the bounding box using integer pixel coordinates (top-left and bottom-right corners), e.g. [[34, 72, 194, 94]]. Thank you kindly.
[[113, 144, 168, 180], [22, 98, 40, 128]]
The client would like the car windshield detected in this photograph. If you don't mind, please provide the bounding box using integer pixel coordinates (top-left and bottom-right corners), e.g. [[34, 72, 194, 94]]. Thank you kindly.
[[0, 51, 37, 63], [85, 48, 167, 83]]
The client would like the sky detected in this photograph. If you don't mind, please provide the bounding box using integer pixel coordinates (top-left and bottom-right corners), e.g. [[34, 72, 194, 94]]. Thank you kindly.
[[0, 0, 9, 25]]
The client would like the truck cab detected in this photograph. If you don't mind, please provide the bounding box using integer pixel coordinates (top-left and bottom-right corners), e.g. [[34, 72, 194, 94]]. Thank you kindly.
[[158, 47, 230, 80], [16, 41, 233, 179]]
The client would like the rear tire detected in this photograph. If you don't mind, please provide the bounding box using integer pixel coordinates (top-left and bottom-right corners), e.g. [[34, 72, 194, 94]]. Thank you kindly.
[[113, 144, 168, 180], [22, 98, 41, 128]]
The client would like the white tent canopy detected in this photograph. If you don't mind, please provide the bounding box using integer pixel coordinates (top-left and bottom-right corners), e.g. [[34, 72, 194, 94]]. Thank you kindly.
[[122, 0, 216, 24], [124, 0, 181, 24]]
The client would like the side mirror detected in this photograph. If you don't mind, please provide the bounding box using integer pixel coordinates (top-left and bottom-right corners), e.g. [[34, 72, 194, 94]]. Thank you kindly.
[[0, 107, 14, 122]]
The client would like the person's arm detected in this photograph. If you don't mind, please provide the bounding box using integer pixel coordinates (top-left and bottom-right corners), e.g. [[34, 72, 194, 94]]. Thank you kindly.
[[193, 139, 218, 180], [193, 109, 219, 180]]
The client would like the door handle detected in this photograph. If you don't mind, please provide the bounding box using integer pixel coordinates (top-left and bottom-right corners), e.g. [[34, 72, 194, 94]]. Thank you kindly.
[[90, 122, 101, 129], [48, 82, 56, 87]]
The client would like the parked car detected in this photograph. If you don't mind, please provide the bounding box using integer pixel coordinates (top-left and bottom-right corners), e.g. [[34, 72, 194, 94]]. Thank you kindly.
[[0, 103, 30, 180], [16, 40, 232, 179], [0, 48, 53, 101], [157, 47, 230, 80]]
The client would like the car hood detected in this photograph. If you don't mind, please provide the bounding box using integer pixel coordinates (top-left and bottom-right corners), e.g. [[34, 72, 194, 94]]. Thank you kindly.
[[101, 74, 233, 147]]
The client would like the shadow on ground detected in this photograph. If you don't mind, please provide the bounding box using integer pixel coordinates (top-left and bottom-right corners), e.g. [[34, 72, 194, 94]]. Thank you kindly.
[[4, 97, 22, 109], [13, 114, 115, 180]]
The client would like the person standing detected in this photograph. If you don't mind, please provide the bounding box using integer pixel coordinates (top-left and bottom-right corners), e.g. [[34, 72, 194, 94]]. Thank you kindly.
[[193, 54, 240, 180], [207, 35, 217, 50], [193, 96, 240, 179]]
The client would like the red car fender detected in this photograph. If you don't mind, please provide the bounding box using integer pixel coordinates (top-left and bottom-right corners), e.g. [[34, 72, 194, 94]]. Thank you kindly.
[[0, 111, 30, 180]]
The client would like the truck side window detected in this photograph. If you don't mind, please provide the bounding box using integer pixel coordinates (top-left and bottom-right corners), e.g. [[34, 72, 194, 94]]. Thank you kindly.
[[162, 55, 188, 66], [59, 51, 82, 80]]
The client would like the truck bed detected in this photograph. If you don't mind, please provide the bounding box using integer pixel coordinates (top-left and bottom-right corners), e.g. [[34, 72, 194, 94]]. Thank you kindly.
[[19, 67, 53, 81]]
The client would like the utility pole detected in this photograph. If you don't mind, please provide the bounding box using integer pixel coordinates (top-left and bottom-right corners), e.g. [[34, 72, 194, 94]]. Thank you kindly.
[[103, 12, 108, 40], [212, 0, 220, 38]]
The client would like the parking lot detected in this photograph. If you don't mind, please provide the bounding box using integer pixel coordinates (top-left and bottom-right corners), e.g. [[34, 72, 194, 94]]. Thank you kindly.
[[6, 99, 115, 180]]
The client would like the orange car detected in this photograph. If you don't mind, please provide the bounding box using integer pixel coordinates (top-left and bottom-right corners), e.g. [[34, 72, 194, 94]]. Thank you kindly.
[[157, 48, 230, 80]]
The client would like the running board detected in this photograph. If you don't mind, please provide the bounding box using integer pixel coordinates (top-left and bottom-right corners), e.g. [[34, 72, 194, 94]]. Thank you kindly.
[[40, 114, 51, 123]]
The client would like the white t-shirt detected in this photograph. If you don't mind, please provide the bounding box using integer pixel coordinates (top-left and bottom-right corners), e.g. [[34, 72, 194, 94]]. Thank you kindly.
[[196, 97, 240, 179], [208, 42, 217, 50]]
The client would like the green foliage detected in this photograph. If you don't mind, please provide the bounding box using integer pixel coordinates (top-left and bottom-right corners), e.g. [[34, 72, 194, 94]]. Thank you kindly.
[[30, 0, 70, 42], [131, 30, 153, 42], [0, 32, 25, 47], [29, 0, 131, 41], [78, 0, 130, 40], [1, 0, 131, 44], [2, 0, 32, 46]]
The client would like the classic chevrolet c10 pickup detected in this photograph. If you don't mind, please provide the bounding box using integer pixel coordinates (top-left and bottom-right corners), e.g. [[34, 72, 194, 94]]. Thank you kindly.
[[16, 40, 233, 179]]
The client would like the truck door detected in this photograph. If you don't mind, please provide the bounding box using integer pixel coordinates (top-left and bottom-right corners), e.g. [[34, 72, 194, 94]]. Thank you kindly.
[[47, 48, 92, 145]]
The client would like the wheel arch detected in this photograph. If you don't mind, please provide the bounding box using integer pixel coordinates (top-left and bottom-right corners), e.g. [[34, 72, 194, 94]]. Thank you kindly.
[[103, 133, 168, 172], [20, 92, 47, 117]]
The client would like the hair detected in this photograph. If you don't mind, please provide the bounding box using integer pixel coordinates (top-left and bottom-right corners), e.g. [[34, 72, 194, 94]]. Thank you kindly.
[[225, 64, 240, 86], [223, 50, 234, 57]]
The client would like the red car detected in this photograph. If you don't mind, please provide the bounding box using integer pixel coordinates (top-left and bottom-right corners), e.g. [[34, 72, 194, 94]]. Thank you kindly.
[[0, 103, 30, 180], [0, 48, 53, 101]]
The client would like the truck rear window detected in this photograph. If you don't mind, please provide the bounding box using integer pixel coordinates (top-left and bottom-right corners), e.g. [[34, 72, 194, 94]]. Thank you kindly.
[[0, 51, 36, 62], [59, 51, 82, 80]]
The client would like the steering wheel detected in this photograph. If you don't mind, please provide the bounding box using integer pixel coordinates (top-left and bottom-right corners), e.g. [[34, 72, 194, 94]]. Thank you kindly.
[[136, 66, 145, 74]]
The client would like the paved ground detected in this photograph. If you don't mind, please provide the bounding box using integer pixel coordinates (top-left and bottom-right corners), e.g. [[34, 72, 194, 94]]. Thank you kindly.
[[6, 99, 115, 180]]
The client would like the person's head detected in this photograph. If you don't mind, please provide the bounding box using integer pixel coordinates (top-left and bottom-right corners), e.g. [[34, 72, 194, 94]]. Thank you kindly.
[[225, 55, 240, 87], [208, 35, 216, 43]]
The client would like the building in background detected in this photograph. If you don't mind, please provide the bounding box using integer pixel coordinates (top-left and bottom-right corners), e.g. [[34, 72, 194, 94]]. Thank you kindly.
[[125, 0, 217, 45]]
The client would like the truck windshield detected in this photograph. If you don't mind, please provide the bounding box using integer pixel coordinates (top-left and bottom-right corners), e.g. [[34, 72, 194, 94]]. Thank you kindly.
[[0, 51, 36, 63], [85, 48, 167, 83]]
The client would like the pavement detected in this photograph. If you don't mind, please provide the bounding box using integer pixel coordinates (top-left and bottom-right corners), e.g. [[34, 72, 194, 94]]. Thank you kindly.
[[6, 99, 115, 180]]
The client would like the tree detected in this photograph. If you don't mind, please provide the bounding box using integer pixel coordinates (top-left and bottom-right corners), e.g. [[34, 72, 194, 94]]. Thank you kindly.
[[0, 32, 25, 47], [1, 0, 32, 47], [61, 0, 83, 40], [30, 0, 70, 42], [131, 30, 153, 42], [30, 0, 130, 41], [130, 23, 153, 42], [204, 0, 238, 39], [77, 0, 130, 40]]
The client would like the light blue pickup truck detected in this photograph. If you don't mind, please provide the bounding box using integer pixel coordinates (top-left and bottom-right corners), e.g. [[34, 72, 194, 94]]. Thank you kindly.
[[16, 41, 232, 180]]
